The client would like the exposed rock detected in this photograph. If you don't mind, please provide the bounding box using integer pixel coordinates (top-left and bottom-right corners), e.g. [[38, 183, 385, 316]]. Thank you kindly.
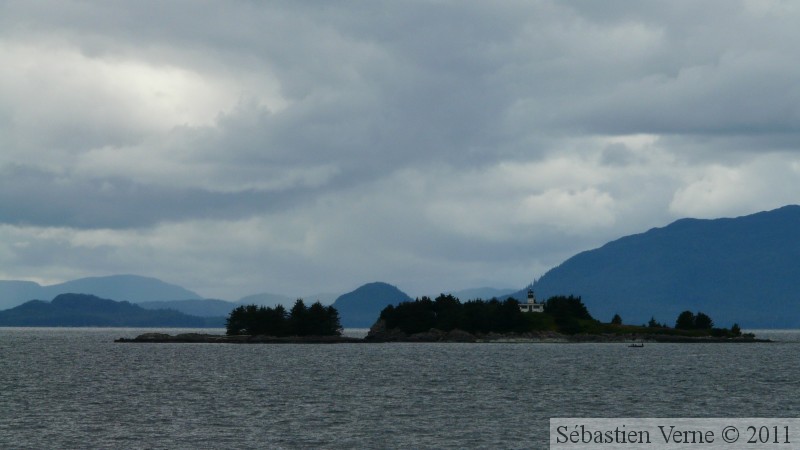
[[115, 333, 365, 344], [364, 319, 408, 342], [446, 329, 477, 342], [132, 333, 172, 341], [117, 327, 769, 344], [366, 324, 476, 342], [408, 328, 446, 342]]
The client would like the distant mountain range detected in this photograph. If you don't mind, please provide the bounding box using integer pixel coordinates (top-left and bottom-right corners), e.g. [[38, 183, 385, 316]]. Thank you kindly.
[[0, 293, 224, 327], [0, 271, 431, 328], [0, 275, 342, 316], [516, 205, 800, 328], [0, 275, 420, 328], [8, 206, 798, 329], [0, 274, 201, 310]]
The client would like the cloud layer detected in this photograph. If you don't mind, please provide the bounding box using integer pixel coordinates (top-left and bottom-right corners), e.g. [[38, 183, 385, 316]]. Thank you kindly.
[[2, 1, 799, 298]]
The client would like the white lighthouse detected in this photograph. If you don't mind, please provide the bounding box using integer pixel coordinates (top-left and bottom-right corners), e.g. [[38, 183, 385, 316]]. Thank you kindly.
[[519, 288, 544, 313]]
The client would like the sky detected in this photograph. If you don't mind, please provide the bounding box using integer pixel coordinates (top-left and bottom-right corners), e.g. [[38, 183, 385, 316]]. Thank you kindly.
[[1, 0, 800, 300]]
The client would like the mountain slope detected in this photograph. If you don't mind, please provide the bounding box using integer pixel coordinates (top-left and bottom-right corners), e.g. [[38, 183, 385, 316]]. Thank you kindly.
[[332, 282, 413, 327], [0, 293, 223, 327], [519, 205, 800, 328]]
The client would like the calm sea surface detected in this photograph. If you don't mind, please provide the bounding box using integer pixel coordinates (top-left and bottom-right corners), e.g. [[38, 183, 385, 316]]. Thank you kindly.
[[1, 328, 798, 449]]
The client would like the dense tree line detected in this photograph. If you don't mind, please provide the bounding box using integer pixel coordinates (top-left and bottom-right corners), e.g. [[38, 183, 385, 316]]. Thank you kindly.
[[226, 299, 341, 336], [543, 295, 594, 320], [674, 310, 741, 337], [675, 310, 713, 330], [379, 294, 529, 334], [378, 294, 596, 335], [540, 295, 596, 334], [377, 293, 747, 338], [638, 311, 742, 337]]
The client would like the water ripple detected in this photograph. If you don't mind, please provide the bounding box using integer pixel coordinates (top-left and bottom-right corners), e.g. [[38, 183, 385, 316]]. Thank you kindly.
[[1, 328, 798, 448]]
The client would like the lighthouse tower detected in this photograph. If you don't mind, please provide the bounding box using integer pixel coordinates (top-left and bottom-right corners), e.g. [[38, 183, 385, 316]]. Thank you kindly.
[[519, 287, 544, 313]]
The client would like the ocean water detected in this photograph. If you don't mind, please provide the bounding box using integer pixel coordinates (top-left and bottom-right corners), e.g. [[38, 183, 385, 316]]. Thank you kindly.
[[1, 328, 798, 449]]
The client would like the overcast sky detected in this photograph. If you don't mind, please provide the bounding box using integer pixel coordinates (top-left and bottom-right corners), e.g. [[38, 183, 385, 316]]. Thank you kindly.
[[1, 1, 799, 300]]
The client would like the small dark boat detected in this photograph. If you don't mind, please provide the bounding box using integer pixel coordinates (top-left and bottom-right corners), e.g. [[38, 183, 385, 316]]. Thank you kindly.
[[628, 343, 644, 348]]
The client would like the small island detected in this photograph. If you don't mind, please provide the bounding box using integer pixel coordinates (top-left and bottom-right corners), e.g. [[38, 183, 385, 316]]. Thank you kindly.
[[117, 291, 769, 344], [114, 332, 365, 344], [363, 292, 763, 343], [117, 298, 361, 343]]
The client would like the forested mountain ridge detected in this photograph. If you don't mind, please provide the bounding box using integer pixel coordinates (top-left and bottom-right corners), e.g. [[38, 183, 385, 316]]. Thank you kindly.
[[517, 205, 800, 328]]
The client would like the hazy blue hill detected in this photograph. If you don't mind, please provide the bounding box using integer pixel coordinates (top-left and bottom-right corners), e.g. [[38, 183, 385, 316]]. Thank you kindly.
[[43, 275, 203, 303], [139, 299, 237, 317], [332, 282, 413, 327], [0, 280, 43, 310], [0, 293, 223, 327], [0, 274, 203, 310], [516, 205, 800, 328], [449, 287, 516, 301]]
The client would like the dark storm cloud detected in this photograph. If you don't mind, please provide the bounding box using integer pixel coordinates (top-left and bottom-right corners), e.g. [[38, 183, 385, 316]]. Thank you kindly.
[[0, 164, 317, 228], [2, 1, 800, 297], [5, 0, 795, 179]]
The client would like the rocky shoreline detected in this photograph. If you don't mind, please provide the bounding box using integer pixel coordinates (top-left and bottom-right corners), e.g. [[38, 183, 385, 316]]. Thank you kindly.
[[360, 319, 770, 343], [363, 328, 769, 344], [114, 333, 366, 344], [115, 328, 770, 344]]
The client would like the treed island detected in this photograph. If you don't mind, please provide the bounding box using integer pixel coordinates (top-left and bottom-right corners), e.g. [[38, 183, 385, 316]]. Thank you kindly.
[[227, 300, 341, 337], [365, 294, 750, 342], [119, 291, 760, 343]]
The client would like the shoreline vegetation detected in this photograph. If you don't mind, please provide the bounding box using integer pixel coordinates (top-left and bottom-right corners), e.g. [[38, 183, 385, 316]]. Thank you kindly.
[[116, 294, 770, 343], [114, 330, 769, 344]]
